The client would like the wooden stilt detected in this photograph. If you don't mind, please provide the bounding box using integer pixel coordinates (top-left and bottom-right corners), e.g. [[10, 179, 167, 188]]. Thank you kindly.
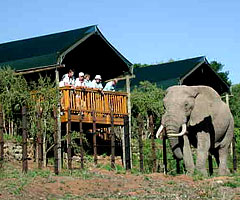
[[92, 110, 97, 165], [163, 129, 167, 174], [0, 105, 4, 168], [67, 108, 72, 170], [232, 135, 237, 172], [53, 108, 59, 175], [149, 115, 156, 172], [22, 106, 28, 173], [124, 115, 131, 170], [37, 108, 43, 169], [176, 159, 180, 174], [79, 113, 84, 169], [137, 114, 144, 172], [110, 109, 115, 169], [208, 154, 213, 176]]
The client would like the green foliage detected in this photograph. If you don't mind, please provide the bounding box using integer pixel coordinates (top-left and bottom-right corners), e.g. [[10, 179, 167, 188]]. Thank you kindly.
[[131, 81, 165, 138], [132, 63, 149, 69], [230, 84, 240, 128], [223, 176, 240, 188], [0, 66, 29, 118], [210, 61, 231, 86], [3, 133, 22, 143], [131, 138, 179, 174]]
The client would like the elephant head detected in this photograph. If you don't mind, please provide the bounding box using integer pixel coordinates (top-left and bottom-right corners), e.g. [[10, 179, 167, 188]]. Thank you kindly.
[[157, 85, 220, 160]]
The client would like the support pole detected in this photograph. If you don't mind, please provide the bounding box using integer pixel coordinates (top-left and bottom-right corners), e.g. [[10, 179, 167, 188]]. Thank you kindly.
[[0, 105, 4, 168], [137, 114, 144, 172], [67, 108, 72, 170], [92, 110, 97, 165], [126, 75, 132, 168], [232, 135, 237, 172], [79, 113, 84, 169], [162, 128, 167, 174], [110, 110, 115, 169], [176, 160, 180, 174], [53, 108, 59, 175], [37, 108, 43, 169], [124, 115, 131, 170], [22, 106, 28, 173], [149, 114, 156, 172], [208, 154, 213, 176], [55, 68, 62, 171]]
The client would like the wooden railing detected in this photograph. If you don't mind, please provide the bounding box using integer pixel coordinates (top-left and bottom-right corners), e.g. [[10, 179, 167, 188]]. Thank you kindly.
[[60, 87, 128, 125]]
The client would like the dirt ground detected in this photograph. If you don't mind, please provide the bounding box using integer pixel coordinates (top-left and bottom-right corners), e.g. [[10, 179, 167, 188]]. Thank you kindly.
[[1, 159, 240, 200]]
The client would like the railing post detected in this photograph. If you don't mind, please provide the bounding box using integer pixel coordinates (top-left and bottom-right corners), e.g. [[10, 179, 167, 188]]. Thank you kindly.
[[22, 106, 28, 173], [53, 107, 59, 175], [110, 109, 115, 169], [79, 113, 84, 169], [137, 114, 144, 172], [0, 105, 4, 168], [92, 110, 97, 165], [67, 108, 72, 170], [124, 115, 131, 170]]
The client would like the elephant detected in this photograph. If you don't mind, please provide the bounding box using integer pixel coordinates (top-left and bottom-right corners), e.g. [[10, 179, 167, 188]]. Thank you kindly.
[[156, 85, 234, 176]]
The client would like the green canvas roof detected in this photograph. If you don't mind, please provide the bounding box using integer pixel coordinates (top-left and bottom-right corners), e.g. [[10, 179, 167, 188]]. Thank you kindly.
[[131, 56, 230, 94], [0, 25, 132, 72]]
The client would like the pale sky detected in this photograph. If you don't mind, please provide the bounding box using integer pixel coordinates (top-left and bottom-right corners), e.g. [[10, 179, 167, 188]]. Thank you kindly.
[[0, 0, 239, 83]]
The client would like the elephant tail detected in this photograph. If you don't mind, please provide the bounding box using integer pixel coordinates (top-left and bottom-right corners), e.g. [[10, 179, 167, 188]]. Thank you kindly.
[[216, 116, 234, 149]]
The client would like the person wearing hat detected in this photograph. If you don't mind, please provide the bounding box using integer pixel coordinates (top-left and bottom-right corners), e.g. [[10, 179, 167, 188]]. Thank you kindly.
[[92, 75, 103, 89], [103, 79, 118, 92], [75, 72, 85, 87]]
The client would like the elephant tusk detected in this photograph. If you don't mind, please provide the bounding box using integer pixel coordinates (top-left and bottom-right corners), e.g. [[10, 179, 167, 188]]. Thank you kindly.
[[167, 124, 187, 137], [156, 124, 164, 138]]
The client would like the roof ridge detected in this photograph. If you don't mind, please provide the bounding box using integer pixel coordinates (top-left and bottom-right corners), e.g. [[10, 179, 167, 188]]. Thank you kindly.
[[0, 25, 97, 46]]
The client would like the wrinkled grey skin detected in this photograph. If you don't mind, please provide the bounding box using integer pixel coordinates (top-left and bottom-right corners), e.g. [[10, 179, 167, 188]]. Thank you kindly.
[[161, 85, 234, 176]]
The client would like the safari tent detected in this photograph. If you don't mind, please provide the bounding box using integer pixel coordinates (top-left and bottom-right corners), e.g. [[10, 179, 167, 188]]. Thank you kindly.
[[131, 56, 230, 95]]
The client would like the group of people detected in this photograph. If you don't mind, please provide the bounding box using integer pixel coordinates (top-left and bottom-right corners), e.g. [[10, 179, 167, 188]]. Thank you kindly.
[[59, 69, 118, 92]]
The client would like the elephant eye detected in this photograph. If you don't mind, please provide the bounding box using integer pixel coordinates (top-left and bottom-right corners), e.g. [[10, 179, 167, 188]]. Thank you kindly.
[[184, 102, 188, 107]]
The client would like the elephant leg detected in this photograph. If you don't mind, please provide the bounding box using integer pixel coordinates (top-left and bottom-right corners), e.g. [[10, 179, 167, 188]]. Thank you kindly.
[[196, 131, 210, 176], [218, 146, 230, 175], [183, 135, 194, 175]]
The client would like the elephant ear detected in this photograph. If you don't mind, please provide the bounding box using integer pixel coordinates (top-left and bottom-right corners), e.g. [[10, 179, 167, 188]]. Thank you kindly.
[[189, 87, 211, 126]]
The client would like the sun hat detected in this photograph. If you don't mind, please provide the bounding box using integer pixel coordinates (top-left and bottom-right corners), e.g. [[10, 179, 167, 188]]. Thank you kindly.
[[95, 75, 101, 80], [79, 72, 84, 77]]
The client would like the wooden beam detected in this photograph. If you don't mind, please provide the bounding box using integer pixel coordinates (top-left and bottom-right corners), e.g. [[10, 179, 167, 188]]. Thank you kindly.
[[105, 75, 135, 82], [16, 64, 65, 75]]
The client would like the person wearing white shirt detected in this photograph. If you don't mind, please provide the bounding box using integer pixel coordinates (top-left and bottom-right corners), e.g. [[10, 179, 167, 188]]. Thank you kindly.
[[103, 79, 118, 91], [92, 75, 103, 89], [84, 74, 93, 88], [75, 72, 85, 87], [59, 69, 75, 87]]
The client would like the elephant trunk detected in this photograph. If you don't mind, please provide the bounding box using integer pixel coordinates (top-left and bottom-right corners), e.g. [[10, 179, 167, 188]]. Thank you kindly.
[[162, 113, 186, 160]]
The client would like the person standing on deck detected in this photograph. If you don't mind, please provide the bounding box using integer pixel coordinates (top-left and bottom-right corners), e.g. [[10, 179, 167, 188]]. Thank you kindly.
[[84, 74, 93, 88], [75, 72, 85, 87], [92, 75, 103, 89], [103, 79, 118, 92], [59, 69, 75, 87]]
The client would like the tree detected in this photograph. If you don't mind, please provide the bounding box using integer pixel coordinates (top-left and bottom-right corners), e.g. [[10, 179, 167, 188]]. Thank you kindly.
[[131, 81, 165, 138], [209, 61, 231, 86]]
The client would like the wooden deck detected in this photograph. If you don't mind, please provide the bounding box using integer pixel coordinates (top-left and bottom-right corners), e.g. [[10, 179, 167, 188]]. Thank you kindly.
[[60, 87, 128, 126]]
